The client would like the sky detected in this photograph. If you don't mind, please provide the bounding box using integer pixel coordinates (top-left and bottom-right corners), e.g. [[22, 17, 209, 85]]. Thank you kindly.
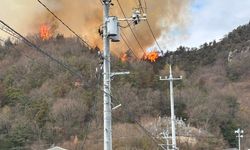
[[158, 0, 250, 51]]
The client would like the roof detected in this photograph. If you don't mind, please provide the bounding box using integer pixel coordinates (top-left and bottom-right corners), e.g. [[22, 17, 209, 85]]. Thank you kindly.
[[47, 146, 68, 150]]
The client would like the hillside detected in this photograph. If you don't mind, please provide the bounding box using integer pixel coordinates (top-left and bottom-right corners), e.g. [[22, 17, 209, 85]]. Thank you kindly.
[[0, 22, 250, 149]]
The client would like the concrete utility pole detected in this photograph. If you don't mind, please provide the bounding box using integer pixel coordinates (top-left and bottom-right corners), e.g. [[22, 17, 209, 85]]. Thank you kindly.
[[160, 65, 182, 150], [235, 128, 244, 150], [102, 0, 146, 149], [103, 0, 112, 149]]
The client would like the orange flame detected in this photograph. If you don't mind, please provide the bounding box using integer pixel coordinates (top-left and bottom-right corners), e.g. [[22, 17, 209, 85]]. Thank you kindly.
[[121, 53, 128, 62], [144, 51, 159, 62], [40, 24, 51, 40]]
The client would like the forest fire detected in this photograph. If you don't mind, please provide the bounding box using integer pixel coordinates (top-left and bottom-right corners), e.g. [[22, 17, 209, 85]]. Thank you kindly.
[[121, 53, 128, 62], [39, 24, 51, 40], [144, 51, 159, 62]]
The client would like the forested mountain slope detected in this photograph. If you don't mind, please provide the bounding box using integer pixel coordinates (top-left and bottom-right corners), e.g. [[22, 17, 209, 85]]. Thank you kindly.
[[0, 22, 250, 149]]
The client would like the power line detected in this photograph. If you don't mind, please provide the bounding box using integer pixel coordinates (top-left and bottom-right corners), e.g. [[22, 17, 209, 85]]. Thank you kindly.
[[108, 91, 161, 147], [0, 38, 5, 43], [1, 21, 104, 150], [143, 0, 147, 13], [0, 38, 43, 65], [37, 0, 91, 49], [1, 24, 243, 149], [2, 34, 159, 150], [120, 34, 130, 51], [137, 0, 162, 51], [109, 11, 139, 59], [112, 114, 160, 146], [145, 20, 162, 51], [116, 0, 163, 142], [137, 0, 146, 14], [0, 32, 99, 150], [116, 0, 146, 55], [0, 20, 83, 79], [38, 0, 114, 64], [81, 74, 161, 148], [120, 33, 139, 59], [1, 3, 158, 148], [2, 13, 100, 149], [96, 85, 161, 148], [1, 35, 163, 146], [1, 23, 100, 149]]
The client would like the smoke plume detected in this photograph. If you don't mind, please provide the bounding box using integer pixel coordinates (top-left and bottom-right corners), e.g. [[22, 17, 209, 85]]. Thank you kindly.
[[0, 0, 191, 58]]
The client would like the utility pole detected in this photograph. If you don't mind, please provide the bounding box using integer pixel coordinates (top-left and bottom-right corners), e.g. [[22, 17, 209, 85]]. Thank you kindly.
[[102, 0, 146, 149], [160, 65, 182, 150], [235, 128, 244, 150], [103, 0, 112, 149]]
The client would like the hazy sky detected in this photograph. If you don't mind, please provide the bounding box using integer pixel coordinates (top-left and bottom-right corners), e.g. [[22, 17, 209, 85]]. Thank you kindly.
[[159, 0, 250, 51], [0, 0, 42, 38], [1, 0, 250, 51]]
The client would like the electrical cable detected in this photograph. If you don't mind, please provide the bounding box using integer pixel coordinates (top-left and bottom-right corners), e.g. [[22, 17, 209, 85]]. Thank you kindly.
[[85, 82, 162, 148], [109, 11, 139, 59], [143, 0, 148, 14], [119, 23, 131, 28], [145, 20, 163, 51], [112, 115, 161, 146], [116, 0, 146, 55], [0, 38, 44, 66], [104, 89, 162, 147], [0, 38, 5, 43], [137, 0, 144, 13], [120, 34, 130, 51], [1, 25, 160, 147], [137, 0, 145, 14], [1, 25, 100, 149], [37, 0, 91, 49], [99, 0, 104, 5], [38, 0, 116, 64], [137, 0, 162, 51], [1, 38, 98, 150], [0, 20, 83, 80], [120, 30, 141, 59], [1, 17, 116, 150], [120, 33, 139, 59], [1, 1, 161, 147]]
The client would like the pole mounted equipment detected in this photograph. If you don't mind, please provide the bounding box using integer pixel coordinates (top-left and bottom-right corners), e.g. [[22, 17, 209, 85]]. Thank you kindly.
[[102, 1, 146, 149], [235, 128, 244, 150], [107, 16, 120, 42], [118, 8, 147, 25]]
